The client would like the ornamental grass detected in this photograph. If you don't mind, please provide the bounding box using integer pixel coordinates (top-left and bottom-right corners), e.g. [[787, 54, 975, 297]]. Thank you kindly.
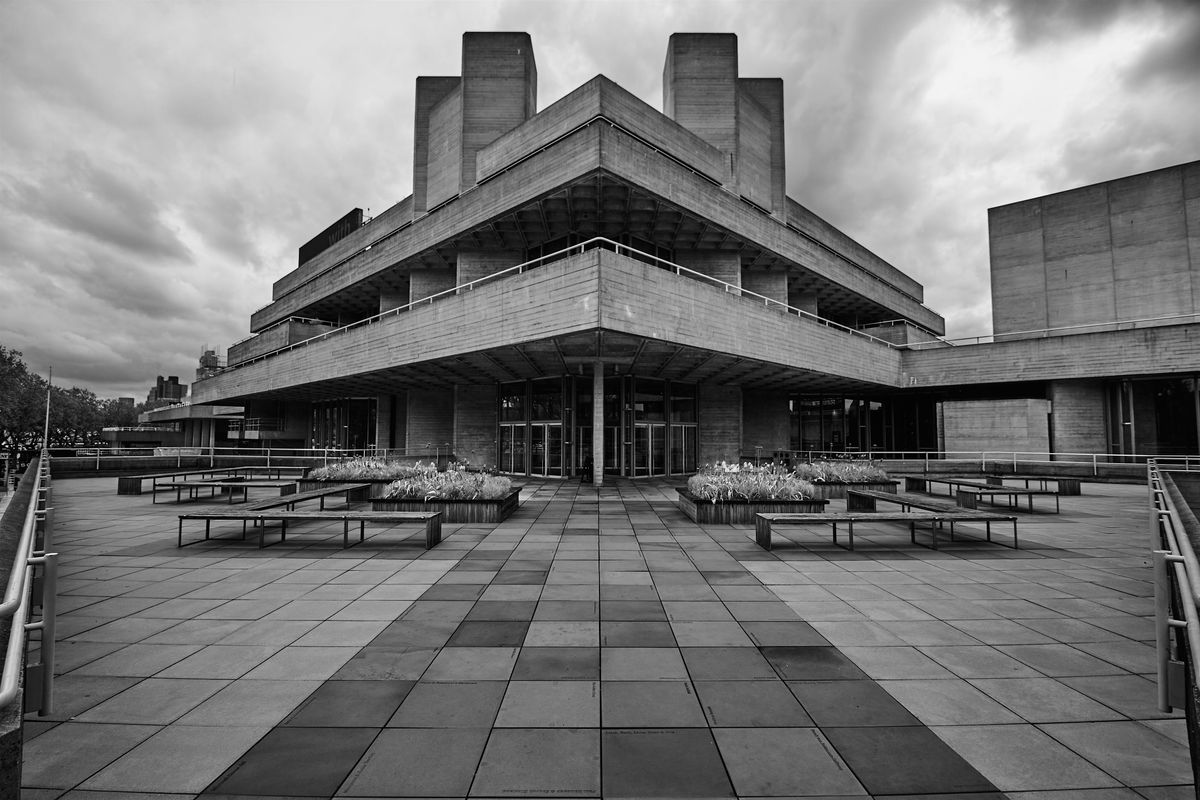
[[792, 459, 888, 483], [382, 465, 513, 501], [686, 462, 815, 503], [306, 457, 432, 481]]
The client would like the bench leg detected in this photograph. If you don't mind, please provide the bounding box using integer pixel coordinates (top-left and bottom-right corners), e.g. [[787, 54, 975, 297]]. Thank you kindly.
[[426, 516, 442, 549], [755, 517, 772, 550], [178, 518, 183, 547], [360, 520, 366, 545], [1012, 521, 1019, 549], [343, 519, 350, 548], [847, 520, 854, 551]]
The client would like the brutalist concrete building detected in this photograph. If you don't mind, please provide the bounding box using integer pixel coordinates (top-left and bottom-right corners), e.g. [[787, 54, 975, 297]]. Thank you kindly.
[[190, 32, 1200, 480]]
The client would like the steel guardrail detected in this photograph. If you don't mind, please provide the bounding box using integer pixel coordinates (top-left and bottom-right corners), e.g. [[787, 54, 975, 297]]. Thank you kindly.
[[0, 452, 57, 713], [1149, 458, 1200, 713]]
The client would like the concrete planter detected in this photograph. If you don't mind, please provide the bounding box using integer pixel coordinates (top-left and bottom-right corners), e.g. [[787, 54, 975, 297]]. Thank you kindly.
[[805, 480, 899, 500], [371, 488, 521, 523], [676, 489, 828, 524]]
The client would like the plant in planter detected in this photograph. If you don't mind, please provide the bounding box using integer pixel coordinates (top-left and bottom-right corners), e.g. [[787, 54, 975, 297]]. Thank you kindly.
[[372, 464, 520, 523], [305, 457, 433, 481], [790, 460, 896, 499], [677, 462, 826, 524]]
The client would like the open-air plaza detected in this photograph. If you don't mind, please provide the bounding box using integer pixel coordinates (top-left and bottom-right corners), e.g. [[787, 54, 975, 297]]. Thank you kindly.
[[3, 4, 1200, 797], [10, 466, 1195, 798]]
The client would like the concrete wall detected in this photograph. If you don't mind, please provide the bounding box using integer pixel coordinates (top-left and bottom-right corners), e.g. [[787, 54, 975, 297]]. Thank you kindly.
[[455, 384, 498, 467], [941, 398, 1051, 454], [741, 269, 787, 305], [410, 268, 456, 303], [413, 76, 461, 214], [742, 389, 789, 455], [663, 33, 738, 169], [698, 384, 740, 464], [991, 160, 1199, 336], [408, 388, 454, 456], [676, 250, 740, 289], [426, 84, 464, 210], [457, 250, 522, 288], [1048, 380, 1107, 456], [461, 32, 537, 190], [738, 78, 785, 217]]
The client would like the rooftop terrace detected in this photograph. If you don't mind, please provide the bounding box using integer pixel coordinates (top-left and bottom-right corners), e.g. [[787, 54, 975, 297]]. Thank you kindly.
[[19, 476, 1193, 798]]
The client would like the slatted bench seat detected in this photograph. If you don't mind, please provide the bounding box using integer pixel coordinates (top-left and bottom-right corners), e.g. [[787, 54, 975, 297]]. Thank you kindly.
[[985, 474, 1082, 495], [754, 510, 1019, 552], [240, 483, 371, 512], [153, 479, 298, 504], [846, 489, 1019, 546], [178, 510, 442, 549], [896, 474, 1060, 513], [118, 466, 305, 496]]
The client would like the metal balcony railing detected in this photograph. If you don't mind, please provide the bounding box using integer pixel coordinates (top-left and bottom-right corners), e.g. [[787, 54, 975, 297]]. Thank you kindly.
[[0, 452, 57, 714], [1150, 458, 1200, 714]]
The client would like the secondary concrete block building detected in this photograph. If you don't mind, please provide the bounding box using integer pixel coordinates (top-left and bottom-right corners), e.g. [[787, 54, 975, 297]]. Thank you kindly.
[[190, 32, 1200, 478]]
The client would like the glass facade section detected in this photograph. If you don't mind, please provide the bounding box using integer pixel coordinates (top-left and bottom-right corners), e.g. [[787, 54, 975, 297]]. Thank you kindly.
[[1106, 376, 1199, 457], [790, 394, 936, 454]]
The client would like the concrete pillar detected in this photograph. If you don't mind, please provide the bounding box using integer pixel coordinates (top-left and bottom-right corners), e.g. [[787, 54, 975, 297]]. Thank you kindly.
[[789, 290, 818, 317], [677, 250, 740, 292], [741, 268, 787, 305], [409, 269, 456, 303], [663, 33, 738, 179], [412, 76, 462, 215], [379, 292, 407, 314], [592, 361, 604, 486]]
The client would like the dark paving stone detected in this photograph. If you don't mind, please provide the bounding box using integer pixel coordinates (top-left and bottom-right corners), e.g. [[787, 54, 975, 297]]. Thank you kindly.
[[680, 646, 780, 680], [512, 646, 601, 680], [470, 728, 601, 796], [447, 619, 530, 646], [338, 728, 489, 797], [787, 679, 922, 727], [206, 726, 377, 796], [371, 619, 458, 647], [602, 728, 734, 798], [387, 680, 506, 727], [760, 646, 869, 680], [331, 645, 438, 680], [600, 620, 677, 647], [282, 680, 413, 727], [694, 680, 813, 726], [420, 583, 486, 600], [602, 681, 707, 727], [741, 620, 830, 647], [534, 600, 600, 620], [601, 600, 667, 621], [464, 600, 538, 621], [492, 570, 548, 585], [824, 725, 998, 796]]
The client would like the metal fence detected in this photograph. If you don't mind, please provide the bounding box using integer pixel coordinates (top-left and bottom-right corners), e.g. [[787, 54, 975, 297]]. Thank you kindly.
[[0, 452, 57, 715]]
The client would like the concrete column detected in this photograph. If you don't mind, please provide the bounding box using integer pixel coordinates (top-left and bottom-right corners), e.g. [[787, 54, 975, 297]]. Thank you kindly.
[[592, 361, 604, 487]]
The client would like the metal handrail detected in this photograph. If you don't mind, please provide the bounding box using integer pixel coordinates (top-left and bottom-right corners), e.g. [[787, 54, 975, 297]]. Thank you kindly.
[[1149, 458, 1200, 713], [907, 311, 1200, 349], [0, 453, 57, 712], [222, 237, 903, 374]]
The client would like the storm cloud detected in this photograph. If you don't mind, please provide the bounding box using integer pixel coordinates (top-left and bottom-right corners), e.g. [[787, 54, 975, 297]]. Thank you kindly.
[[1, 0, 1196, 398]]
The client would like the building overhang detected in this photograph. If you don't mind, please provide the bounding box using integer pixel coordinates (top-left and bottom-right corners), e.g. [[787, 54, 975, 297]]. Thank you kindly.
[[196, 248, 904, 406]]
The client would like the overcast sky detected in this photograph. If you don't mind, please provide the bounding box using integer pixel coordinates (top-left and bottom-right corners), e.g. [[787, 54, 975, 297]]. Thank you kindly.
[[2, 0, 1198, 399]]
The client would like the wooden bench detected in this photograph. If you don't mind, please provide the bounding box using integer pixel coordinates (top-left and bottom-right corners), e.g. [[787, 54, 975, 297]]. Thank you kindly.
[[985, 475, 1082, 496], [152, 479, 298, 504], [178, 510, 442, 549], [897, 475, 1060, 513], [240, 483, 370, 512], [118, 466, 305, 496], [846, 489, 1018, 546], [755, 509, 1019, 552]]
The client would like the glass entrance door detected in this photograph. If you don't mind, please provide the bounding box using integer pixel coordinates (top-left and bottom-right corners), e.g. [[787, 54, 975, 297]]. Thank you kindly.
[[529, 423, 563, 477], [634, 424, 666, 476]]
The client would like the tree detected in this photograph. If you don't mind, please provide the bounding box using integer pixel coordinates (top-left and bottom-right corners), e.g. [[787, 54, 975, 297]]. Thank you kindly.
[[0, 345, 46, 451]]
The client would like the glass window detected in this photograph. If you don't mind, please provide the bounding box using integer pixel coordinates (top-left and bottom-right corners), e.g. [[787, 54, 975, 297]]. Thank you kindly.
[[530, 378, 562, 421], [500, 383, 525, 422], [634, 379, 665, 421], [670, 383, 696, 423]]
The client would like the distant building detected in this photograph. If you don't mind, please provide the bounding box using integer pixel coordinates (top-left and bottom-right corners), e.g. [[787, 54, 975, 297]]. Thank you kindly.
[[145, 375, 187, 405], [185, 32, 1198, 478]]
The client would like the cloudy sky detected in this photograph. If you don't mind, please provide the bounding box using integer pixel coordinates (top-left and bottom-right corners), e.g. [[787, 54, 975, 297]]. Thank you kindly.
[[2, 0, 1198, 399]]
